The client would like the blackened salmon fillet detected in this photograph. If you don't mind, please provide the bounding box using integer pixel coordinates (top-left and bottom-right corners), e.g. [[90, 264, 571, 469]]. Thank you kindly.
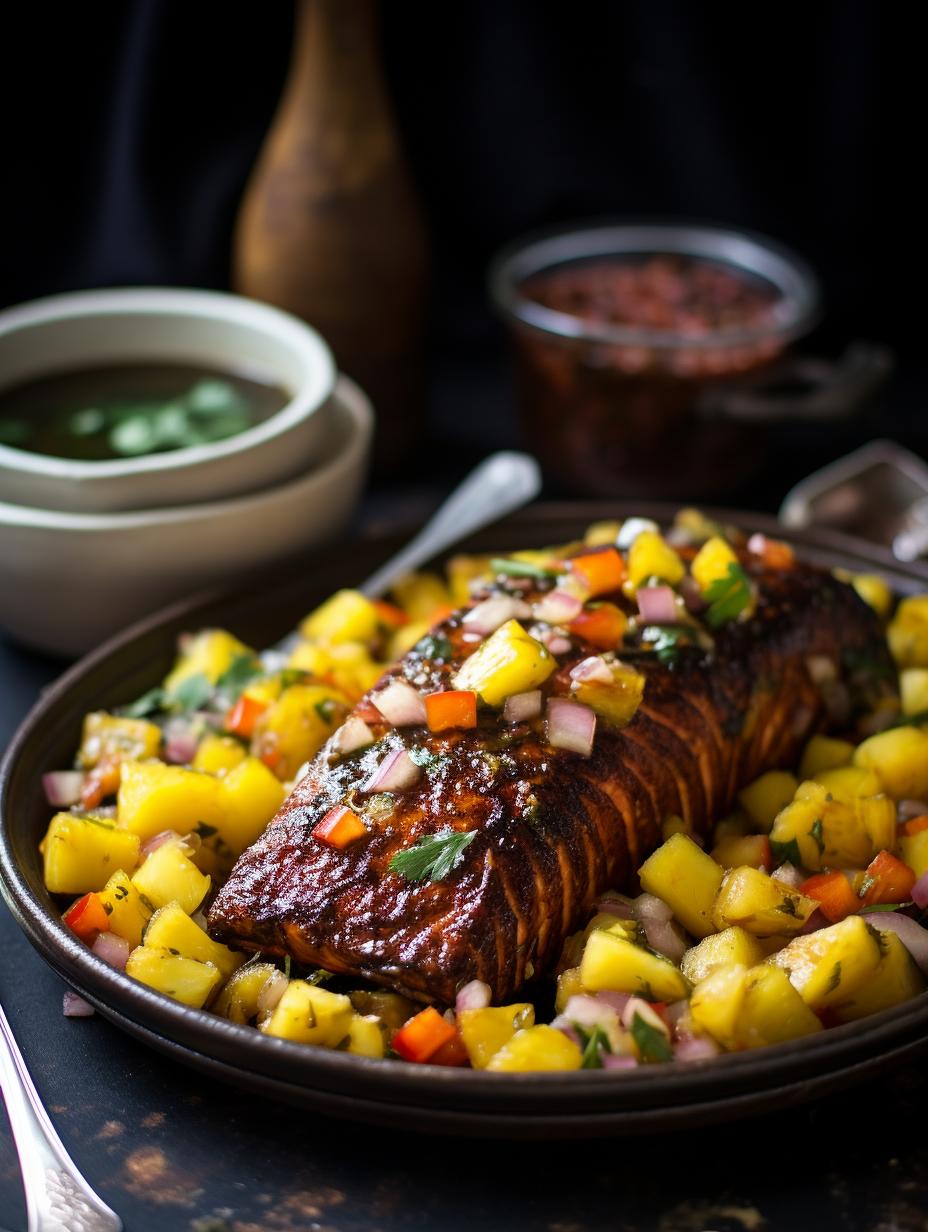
[[208, 550, 893, 1005]]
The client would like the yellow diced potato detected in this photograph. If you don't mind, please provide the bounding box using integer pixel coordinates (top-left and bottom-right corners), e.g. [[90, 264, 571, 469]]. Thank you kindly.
[[299, 589, 382, 645], [771, 783, 875, 870], [580, 929, 689, 1001], [192, 734, 247, 777], [261, 981, 354, 1047], [348, 990, 417, 1032], [888, 595, 928, 668], [833, 930, 926, 1022], [391, 572, 452, 622], [798, 735, 855, 780], [555, 967, 585, 1013], [125, 946, 221, 1008], [485, 1025, 582, 1072], [850, 574, 893, 618], [712, 867, 818, 935], [738, 771, 799, 832], [691, 535, 739, 593], [218, 757, 286, 855], [900, 668, 928, 718], [736, 963, 823, 1048], [445, 555, 493, 607], [452, 619, 554, 706], [143, 902, 242, 979], [42, 814, 140, 895], [164, 629, 253, 692], [459, 1004, 535, 1069], [689, 964, 749, 1049], [900, 829, 928, 879], [347, 1014, 386, 1058], [854, 726, 928, 800], [573, 661, 645, 728], [772, 915, 883, 1010], [98, 870, 153, 947], [253, 684, 349, 780], [638, 833, 724, 939], [213, 962, 279, 1024], [131, 840, 210, 914], [79, 712, 161, 769], [627, 530, 685, 588], [117, 760, 224, 843], [681, 927, 765, 985]]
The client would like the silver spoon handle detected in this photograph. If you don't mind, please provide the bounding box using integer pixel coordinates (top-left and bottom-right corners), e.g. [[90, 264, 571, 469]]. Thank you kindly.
[[0, 1002, 122, 1232], [360, 451, 542, 599]]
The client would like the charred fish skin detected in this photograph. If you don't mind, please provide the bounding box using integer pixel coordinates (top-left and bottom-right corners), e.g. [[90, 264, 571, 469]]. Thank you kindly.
[[208, 560, 892, 1006]]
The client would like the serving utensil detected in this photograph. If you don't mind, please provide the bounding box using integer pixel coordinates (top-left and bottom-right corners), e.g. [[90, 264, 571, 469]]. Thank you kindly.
[[0, 1000, 121, 1232]]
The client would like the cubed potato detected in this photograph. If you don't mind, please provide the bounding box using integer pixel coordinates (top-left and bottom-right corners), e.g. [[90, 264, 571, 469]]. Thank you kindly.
[[627, 531, 685, 588], [888, 595, 928, 669], [638, 833, 724, 939], [710, 834, 771, 870], [689, 964, 748, 1050], [192, 734, 247, 776], [42, 814, 141, 895], [712, 867, 818, 935], [736, 964, 823, 1048], [218, 757, 286, 854], [213, 962, 279, 1024], [164, 629, 253, 693], [832, 930, 926, 1022], [117, 760, 224, 843], [850, 574, 893, 618], [555, 967, 585, 1013], [772, 915, 883, 1010], [391, 572, 453, 622], [348, 990, 417, 1032], [459, 1004, 535, 1069], [900, 829, 928, 879], [125, 946, 222, 1008], [854, 727, 928, 800], [299, 589, 382, 645], [770, 784, 872, 870], [131, 840, 210, 914], [799, 735, 855, 780], [143, 902, 242, 979], [900, 669, 928, 718], [252, 684, 349, 780], [580, 929, 689, 1002], [485, 1025, 582, 1072], [347, 1014, 386, 1058], [738, 771, 798, 832], [452, 620, 555, 706], [681, 927, 765, 985], [260, 981, 354, 1047], [79, 712, 161, 769], [98, 869, 153, 947]]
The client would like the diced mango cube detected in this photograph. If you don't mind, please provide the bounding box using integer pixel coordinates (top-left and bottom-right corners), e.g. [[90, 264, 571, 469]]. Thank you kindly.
[[452, 620, 554, 706], [387, 621, 431, 662], [42, 814, 140, 895], [261, 981, 354, 1047], [299, 589, 382, 645], [555, 967, 585, 1013], [854, 726, 928, 800], [348, 990, 417, 1031], [638, 833, 724, 939], [691, 535, 739, 593], [485, 1025, 582, 1072], [98, 869, 153, 947], [799, 735, 855, 780], [900, 668, 928, 718], [143, 902, 243, 979], [627, 531, 685, 588], [391, 573, 453, 622], [772, 915, 883, 1010], [584, 520, 621, 547], [736, 964, 823, 1048], [164, 629, 253, 693], [689, 964, 748, 1050], [888, 595, 928, 668], [573, 661, 645, 728], [712, 867, 818, 935], [900, 829, 928, 879], [117, 760, 224, 843], [218, 757, 286, 855], [213, 962, 279, 1024], [738, 771, 799, 831], [580, 929, 689, 1002], [253, 684, 349, 780], [347, 1014, 386, 1058], [459, 1004, 535, 1069], [771, 783, 875, 870], [126, 946, 221, 1008], [445, 555, 493, 607], [79, 712, 161, 769], [850, 574, 893, 618], [832, 930, 925, 1022], [192, 734, 247, 776], [131, 840, 210, 914], [681, 927, 765, 985]]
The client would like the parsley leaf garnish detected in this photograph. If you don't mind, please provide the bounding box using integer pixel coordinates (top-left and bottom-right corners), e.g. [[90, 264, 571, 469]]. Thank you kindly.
[[416, 634, 454, 662], [215, 653, 265, 700], [576, 1024, 612, 1069], [168, 672, 213, 714], [629, 1012, 673, 1063], [809, 818, 825, 857], [120, 686, 167, 718], [704, 562, 753, 629], [640, 624, 692, 667], [770, 837, 802, 868], [490, 557, 559, 580], [389, 828, 476, 882]]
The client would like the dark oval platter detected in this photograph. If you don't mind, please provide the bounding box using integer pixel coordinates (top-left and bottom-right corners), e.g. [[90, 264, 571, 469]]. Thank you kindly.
[[3, 502, 928, 1138]]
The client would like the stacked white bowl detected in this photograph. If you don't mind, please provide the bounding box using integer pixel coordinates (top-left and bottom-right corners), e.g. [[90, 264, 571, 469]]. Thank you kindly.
[[0, 289, 373, 656]]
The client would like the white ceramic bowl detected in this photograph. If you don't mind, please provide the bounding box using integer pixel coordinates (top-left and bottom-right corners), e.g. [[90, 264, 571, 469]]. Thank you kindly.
[[0, 287, 336, 513], [0, 375, 372, 657]]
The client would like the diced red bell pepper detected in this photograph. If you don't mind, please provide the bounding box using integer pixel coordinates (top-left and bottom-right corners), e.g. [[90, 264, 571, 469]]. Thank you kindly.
[[425, 690, 477, 733], [903, 815, 928, 837], [859, 850, 917, 907], [63, 892, 111, 943], [391, 1006, 457, 1063], [312, 805, 367, 850], [428, 1030, 470, 1067], [747, 534, 795, 570], [373, 599, 409, 628], [80, 760, 120, 810], [568, 603, 627, 650], [225, 694, 268, 740], [569, 548, 626, 597], [800, 870, 860, 923]]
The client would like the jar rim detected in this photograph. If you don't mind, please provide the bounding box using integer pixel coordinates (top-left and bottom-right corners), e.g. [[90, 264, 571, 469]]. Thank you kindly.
[[488, 220, 821, 350]]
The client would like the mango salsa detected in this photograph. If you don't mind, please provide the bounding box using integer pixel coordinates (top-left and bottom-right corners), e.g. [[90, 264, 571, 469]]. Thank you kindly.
[[125, 946, 222, 1008], [79, 712, 161, 769], [638, 834, 724, 938], [772, 916, 884, 1010], [299, 589, 382, 646], [98, 870, 153, 947], [888, 595, 928, 668], [485, 1025, 583, 1072], [691, 536, 739, 593], [712, 867, 818, 935], [117, 760, 224, 843], [131, 839, 210, 914], [452, 619, 555, 706], [143, 902, 243, 979], [627, 530, 685, 588], [459, 1004, 535, 1069], [42, 814, 140, 895], [164, 628, 253, 693], [580, 927, 689, 1002], [261, 981, 354, 1046], [853, 727, 928, 800], [738, 771, 799, 832]]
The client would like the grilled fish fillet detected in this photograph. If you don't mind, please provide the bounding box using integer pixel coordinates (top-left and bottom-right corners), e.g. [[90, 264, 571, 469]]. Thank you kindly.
[[208, 556, 892, 1004]]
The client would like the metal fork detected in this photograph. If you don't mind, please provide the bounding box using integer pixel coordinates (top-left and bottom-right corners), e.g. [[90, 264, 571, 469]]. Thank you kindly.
[[0, 1000, 121, 1232]]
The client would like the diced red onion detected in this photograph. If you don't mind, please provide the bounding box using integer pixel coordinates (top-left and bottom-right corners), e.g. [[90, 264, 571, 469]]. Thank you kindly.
[[463, 595, 531, 635], [601, 1053, 638, 1070], [560, 994, 621, 1034], [42, 771, 85, 808], [63, 991, 95, 1018], [773, 861, 804, 889], [546, 699, 596, 757], [334, 716, 375, 756], [533, 590, 583, 625], [621, 997, 670, 1035], [800, 908, 828, 935], [679, 576, 707, 614], [664, 999, 690, 1031], [569, 656, 613, 686], [257, 969, 289, 1018], [634, 893, 673, 922], [363, 747, 422, 793], [140, 829, 184, 858], [545, 634, 573, 656], [593, 990, 632, 1015], [372, 680, 427, 727], [91, 932, 130, 971], [162, 717, 200, 765], [674, 1036, 719, 1061], [805, 654, 838, 685], [912, 873, 928, 910], [556, 1024, 583, 1049], [190, 910, 209, 931], [593, 894, 636, 919], [641, 916, 687, 964], [455, 979, 492, 1014], [866, 914, 928, 975], [637, 585, 678, 625], [617, 518, 658, 550], [503, 690, 542, 723], [898, 800, 928, 822]]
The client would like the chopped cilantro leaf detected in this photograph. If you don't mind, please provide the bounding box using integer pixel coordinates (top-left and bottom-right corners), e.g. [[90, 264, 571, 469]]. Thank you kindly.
[[306, 968, 333, 986], [168, 672, 213, 714], [283, 955, 291, 979], [416, 634, 454, 662], [704, 562, 753, 629], [215, 653, 265, 700], [860, 902, 911, 913], [809, 818, 825, 857], [576, 1024, 612, 1069], [314, 697, 337, 724], [629, 1012, 673, 1063], [120, 686, 167, 718], [489, 557, 559, 580], [640, 624, 691, 667], [279, 668, 310, 690], [770, 837, 802, 868], [389, 828, 476, 882], [408, 746, 447, 771], [777, 895, 800, 918]]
